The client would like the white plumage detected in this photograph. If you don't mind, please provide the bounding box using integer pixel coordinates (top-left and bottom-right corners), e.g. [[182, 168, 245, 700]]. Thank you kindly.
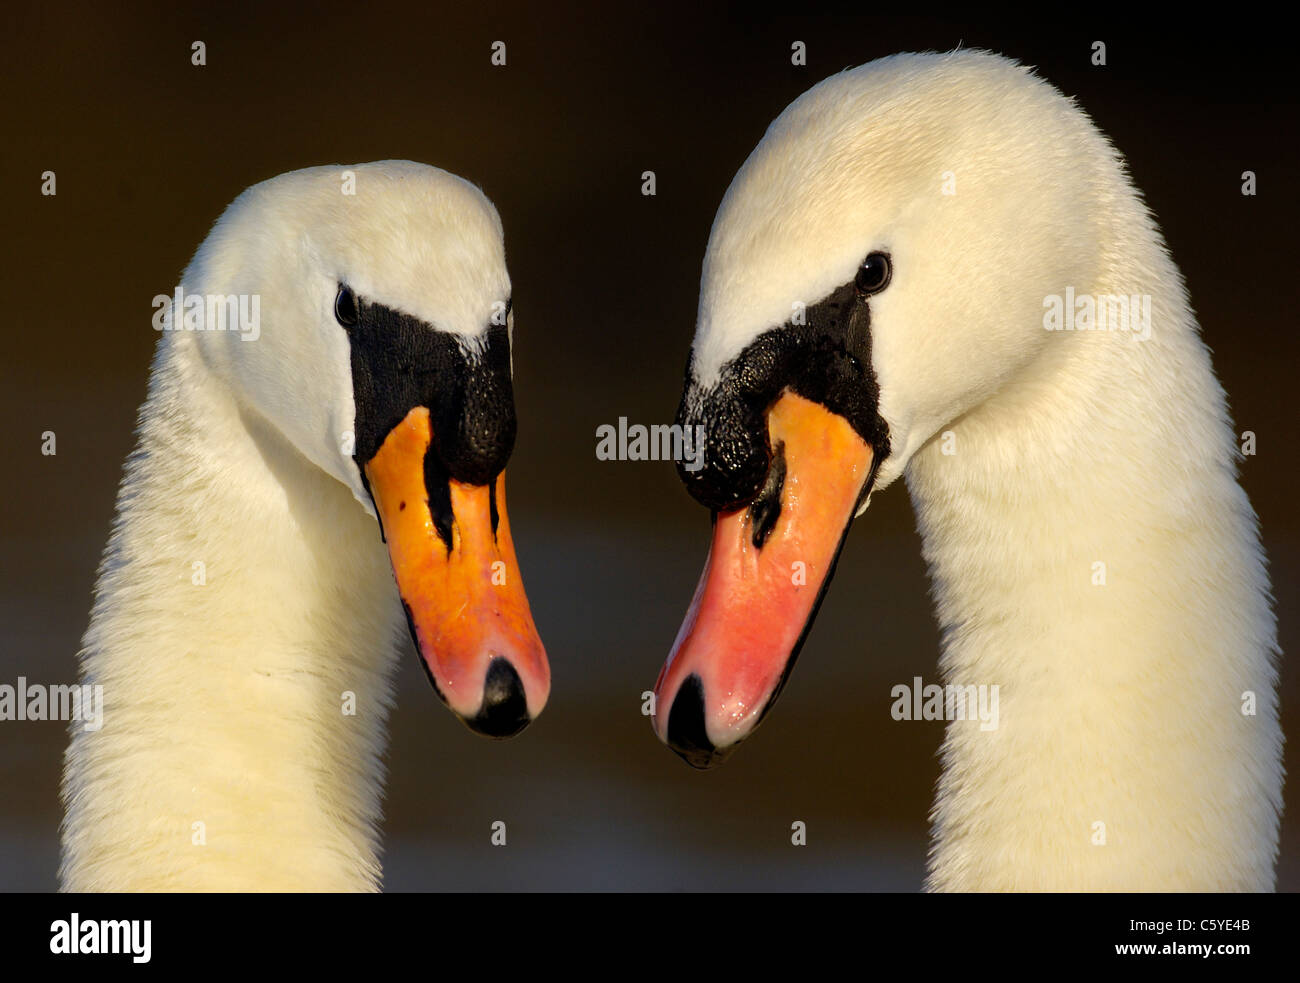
[[61, 161, 511, 891], [688, 50, 1282, 889]]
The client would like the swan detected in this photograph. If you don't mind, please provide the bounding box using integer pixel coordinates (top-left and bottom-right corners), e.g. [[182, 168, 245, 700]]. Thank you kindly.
[[61, 160, 550, 891], [651, 51, 1283, 890]]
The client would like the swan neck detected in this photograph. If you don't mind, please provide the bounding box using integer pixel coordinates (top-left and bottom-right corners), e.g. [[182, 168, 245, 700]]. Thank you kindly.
[[61, 334, 401, 891], [908, 265, 1282, 890]]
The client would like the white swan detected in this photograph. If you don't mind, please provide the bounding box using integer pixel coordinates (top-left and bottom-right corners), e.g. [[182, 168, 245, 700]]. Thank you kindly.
[[652, 51, 1283, 890], [61, 160, 551, 891]]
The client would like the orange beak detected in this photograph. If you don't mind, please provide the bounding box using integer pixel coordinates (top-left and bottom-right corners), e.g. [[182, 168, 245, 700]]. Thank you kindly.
[[364, 405, 549, 737], [652, 391, 874, 767]]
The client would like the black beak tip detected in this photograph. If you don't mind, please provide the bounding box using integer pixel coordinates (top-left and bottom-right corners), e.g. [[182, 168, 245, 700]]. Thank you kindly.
[[664, 674, 734, 770], [463, 657, 531, 739]]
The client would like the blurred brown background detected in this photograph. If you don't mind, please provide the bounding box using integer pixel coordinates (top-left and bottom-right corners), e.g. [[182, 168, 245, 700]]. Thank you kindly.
[[2, 3, 1296, 890]]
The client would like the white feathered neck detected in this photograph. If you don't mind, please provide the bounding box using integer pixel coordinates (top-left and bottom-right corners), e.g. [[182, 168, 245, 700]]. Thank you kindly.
[[911, 178, 1282, 890], [61, 328, 402, 890]]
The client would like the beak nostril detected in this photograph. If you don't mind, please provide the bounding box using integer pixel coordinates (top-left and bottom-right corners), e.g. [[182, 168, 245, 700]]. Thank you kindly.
[[464, 657, 530, 739], [747, 440, 787, 549]]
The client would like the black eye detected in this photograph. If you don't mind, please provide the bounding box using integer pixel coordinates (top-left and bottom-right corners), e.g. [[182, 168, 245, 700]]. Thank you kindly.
[[854, 253, 891, 296], [334, 284, 358, 328]]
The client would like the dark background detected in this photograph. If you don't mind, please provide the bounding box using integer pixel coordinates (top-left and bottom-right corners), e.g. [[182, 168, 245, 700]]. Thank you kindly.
[[2, 3, 1296, 890]]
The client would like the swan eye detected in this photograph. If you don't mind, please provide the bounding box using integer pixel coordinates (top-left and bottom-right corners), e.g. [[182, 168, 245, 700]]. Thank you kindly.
[[335, 284, 358, 328], [854, 253, 891, 296]]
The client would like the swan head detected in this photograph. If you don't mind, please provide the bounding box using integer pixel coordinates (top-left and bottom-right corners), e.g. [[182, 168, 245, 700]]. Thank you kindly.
[[653, 51, 1115, 766], [183, 160, 549, 737]]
